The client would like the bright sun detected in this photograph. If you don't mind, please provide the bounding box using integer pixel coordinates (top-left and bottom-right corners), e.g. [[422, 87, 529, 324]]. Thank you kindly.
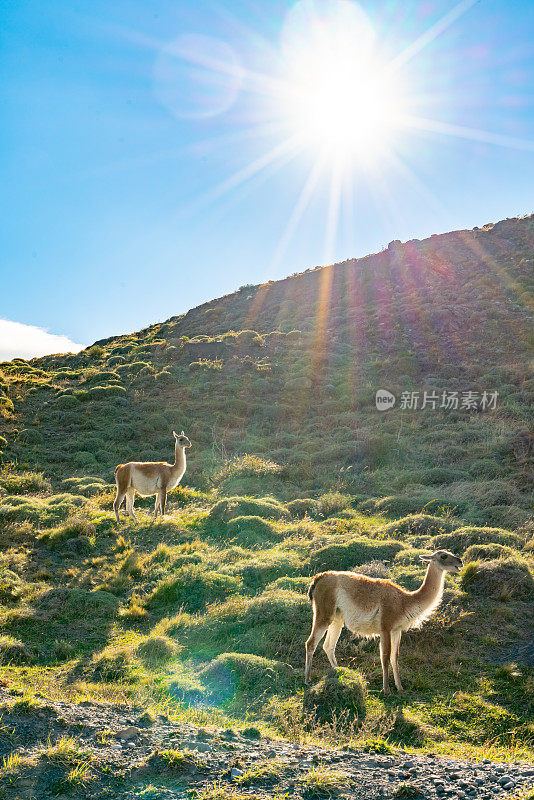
[[277, 0, 405, 161]]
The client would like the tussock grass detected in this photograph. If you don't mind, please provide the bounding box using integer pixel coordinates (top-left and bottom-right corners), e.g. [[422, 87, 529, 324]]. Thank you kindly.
[[43, 735, 92, 766], [0, 635, 33, 664], [136, 635, 178, 664], [461, 558, 534, 601], [286, 498, 320, 518], [0, 469, 50, 495], [300, 765, 349, 798], [381, 514, 455, 539], [433, 526, 523, 554], [226, 515, 285, 547], [157, 748, 204, 771], [309, 538, 404, 572], [147, 566, 242, 613], [208, 496, 288, 524], [304, 667, 367, 728], [199, 653, 297, 705]]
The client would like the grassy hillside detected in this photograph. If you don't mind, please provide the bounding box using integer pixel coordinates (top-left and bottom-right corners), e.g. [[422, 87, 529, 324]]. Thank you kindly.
[[0, 215, 532, 774], [0, 215, 532, 523]]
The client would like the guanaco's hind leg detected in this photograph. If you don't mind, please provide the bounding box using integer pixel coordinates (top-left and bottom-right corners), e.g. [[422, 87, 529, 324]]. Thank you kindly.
[[125, 488, 137, 521], [390, 629, 403, 692], [322, 612, 344, 669], [305, 580, 337, 685], [113, 490, 126, 523], [305, 620, 329, 685], [380, 630, 392, 695], [154, 493, 161, 519], [160, 487, 167, 517]]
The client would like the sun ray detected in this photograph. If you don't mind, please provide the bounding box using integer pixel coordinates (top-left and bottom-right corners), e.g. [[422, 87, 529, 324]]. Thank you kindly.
[[402, 116, 534, 152], [188, 135, 302, 215], [381, 149, 449, 216], [389, 0, 480, 72], [324, 158, 344, 266], [269, 156, 325, 272]]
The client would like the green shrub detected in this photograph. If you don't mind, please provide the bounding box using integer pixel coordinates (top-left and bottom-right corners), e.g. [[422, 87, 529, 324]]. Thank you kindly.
[[89, 647, 134, 681], [372, 496, 442, 517], [199, 652, 296, 702], [0, 395, 14, 417], [0, 567, 24, 602], [268, 576, 310, 593], [48, 493, 87, 507], [136, 635, 178, 664], [208, 496, 288, 524], [235, 551, 301, 592], [73, 451, 98, 469], [53, 394, 79, 409], [381, 514, 455, 539], [0, 497, 48, 523], [463, 543, 518, 562], [304, 667, 366, 727], [226, 516, 284, 547], [468, 460, 505, 479], [460, 558, 534, 601], [432, 526, 522, 554], [81, 370, 120, 385], [354, 560, 390, 578], [4, 588, 119, 661], [39, 518, 95, 547], [309, 538, 404, 572], [234, 330, 264, 348], [483, 505, 532, 529], [61, 476, 108, 498], [0, 471, 50, 495], [0, 635, 33, 664], [428, 692, 525, 745], [147, 567, 241, 613], [439, 480, 524, 509], [396, 468, 465, 486], [286, 498, 320, 518], [317, 492, 352, 517], [87, 384, 126, 400]]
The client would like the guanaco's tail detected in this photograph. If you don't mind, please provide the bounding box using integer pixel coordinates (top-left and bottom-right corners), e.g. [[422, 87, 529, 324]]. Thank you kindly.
[[308, 572, 326, 602]]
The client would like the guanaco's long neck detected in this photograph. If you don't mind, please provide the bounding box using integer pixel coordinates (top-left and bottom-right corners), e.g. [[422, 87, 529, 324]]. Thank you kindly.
[[171, 442, 187, 477], [411, 562, 446, 610]]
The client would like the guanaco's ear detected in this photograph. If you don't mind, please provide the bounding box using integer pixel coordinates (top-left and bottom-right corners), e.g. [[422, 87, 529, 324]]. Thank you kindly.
[[419, 554, 432, 563], [181, 430, 185, 436], [172, 430, 178, 438]]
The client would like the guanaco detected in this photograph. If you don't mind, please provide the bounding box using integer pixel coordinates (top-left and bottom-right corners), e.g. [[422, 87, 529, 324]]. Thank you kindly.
[[113, 431, 191, 522], [305, 549, 463, 693]]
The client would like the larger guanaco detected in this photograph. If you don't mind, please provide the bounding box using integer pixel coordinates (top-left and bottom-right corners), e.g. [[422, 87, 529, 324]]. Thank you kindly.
[[305, 550, 463, 693]]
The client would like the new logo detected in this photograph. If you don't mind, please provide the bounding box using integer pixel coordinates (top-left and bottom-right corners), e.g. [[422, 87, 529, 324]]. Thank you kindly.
[[375, 389, 396, 411]]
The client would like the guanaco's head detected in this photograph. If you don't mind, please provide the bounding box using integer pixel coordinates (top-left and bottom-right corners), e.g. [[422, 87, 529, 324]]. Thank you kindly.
[[173, 430, 192, 448], [420, 550, 463, 574]]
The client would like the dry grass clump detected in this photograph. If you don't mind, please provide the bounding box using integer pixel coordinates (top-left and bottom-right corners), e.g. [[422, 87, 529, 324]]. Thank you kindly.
[[304, 667, 367, 729], [432, 526, 522, 554], [0, 635, 33, 664], [136, 634, 178, 664], [208, 496, 288, 524], [461, 557, 534, 601], [381, 514, 455, 539]]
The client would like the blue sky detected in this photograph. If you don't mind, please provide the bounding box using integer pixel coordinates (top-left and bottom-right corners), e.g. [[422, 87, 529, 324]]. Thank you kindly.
[[1, 0, 533, 355]]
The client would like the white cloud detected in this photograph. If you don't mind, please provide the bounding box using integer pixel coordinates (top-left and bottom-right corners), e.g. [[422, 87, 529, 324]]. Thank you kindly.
[[0, 319, 84, 361]]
